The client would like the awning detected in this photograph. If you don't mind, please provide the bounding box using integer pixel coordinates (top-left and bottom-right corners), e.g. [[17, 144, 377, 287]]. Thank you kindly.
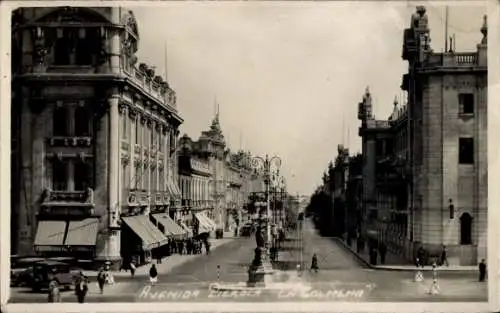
[[34, 220, 67, 251], [122, 215, 168, 250], [178, 221, 193, 236], [151, 213, 186, 237], [203, 214, 217, 230], [168, 179, 181, 199], [195, 212, 215, 233], [64, 218, 99, 247]]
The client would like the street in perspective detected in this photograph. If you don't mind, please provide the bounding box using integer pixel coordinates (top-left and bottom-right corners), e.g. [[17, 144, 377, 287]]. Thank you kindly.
[[8, 3, 488, 304]]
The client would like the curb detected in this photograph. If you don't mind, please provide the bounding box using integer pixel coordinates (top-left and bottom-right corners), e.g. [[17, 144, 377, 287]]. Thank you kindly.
[[332, 237, 374, 269], [333, 237, 476, 272], [85, 238, 237, 278]]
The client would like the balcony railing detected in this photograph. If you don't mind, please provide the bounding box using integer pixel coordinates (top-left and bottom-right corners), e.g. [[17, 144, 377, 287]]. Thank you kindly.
[[41, 188, 94, 206], [128, 189, 149, 205], [424, 52, 479, 68], [47, 136, 93, 147]]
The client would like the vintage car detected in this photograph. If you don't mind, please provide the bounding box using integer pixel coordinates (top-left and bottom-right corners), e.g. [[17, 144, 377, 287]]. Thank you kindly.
[[10, 257, 45, 287], [31, 260, 81, 292]]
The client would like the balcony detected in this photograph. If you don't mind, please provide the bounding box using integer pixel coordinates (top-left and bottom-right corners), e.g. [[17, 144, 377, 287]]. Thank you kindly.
[[47, 136, 93, 148], [424, 52, 481, 69], [127, 189, 149, 206], [41, 188, 94, 207], [123, 65, 176, 110]]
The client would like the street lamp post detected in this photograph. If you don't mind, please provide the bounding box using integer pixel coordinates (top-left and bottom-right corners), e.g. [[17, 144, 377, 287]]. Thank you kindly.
[[247, 154, 281, 287]]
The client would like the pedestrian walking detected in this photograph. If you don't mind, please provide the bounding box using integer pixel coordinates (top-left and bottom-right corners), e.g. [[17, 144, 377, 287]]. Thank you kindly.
[[48, 276, 61, 303], [96, 269, 106, 294], [427, 262, 440, 295], [440, 246, 449, 267], [417, 246, 425, 268], [149, 264, 158, 285], [369, 247, 378, 265], [479, 259, 487, 282], [379, 243, 387, 264], [75, 273, 89, 303], [130, 261, 136, 277], [310, 253, 319, 273]]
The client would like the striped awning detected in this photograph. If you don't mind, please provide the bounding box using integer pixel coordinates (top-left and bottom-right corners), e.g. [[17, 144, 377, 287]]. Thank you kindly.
[[34, 220, 67, 250], [151, 213, 186, 237], [195, 212, 215, 234], [122, 215, 168, 250], [64, 218, 99, 246]]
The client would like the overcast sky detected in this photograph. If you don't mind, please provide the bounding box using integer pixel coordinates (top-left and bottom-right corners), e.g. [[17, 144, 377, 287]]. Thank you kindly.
[[131, 2, 486, 196]]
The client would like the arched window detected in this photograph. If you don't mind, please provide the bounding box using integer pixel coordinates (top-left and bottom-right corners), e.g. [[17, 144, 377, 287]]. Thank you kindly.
[[460, 213, 473, 245], [74, 106, 89, 136], [53, 107, 68, 136]]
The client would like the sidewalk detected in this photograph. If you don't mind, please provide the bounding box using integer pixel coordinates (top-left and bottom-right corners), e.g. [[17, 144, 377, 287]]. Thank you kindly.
[[84, 232, 236, 278], [335, 237, 477, 272]]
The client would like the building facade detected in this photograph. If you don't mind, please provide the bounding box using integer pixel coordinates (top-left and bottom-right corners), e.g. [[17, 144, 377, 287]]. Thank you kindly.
[[178, 134, 214, 231], [11, 7, 183, 268], [357, 7, 487, 265]]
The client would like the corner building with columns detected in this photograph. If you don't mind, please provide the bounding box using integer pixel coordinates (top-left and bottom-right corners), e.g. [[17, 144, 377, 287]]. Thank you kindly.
[[11, 7, 183, 269], [357, 7, 487, 265]]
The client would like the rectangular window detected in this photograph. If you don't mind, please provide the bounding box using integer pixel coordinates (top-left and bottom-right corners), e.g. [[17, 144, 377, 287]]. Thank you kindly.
[[134, 118, 139, 144], [459, 137, 474, 164], [134, 165, 141, 189], [459, 93, 474, 115], [122, 113, 127, 139], [74, 161, 90, 191], [159, 169, 164, 192], [74, 106, 90, 136], [53, 106, 68, 136], [52, 160, 68, 190], [151, 127, 155, 149]]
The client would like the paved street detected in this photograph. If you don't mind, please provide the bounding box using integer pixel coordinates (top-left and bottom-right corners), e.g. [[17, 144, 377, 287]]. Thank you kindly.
[[9, 219, 487, 303]]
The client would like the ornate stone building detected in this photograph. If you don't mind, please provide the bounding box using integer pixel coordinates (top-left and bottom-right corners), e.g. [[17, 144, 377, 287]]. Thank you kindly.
[[11, 7, 183, 268], [357, 7, 487, 265], [178, 134, 215, 235]]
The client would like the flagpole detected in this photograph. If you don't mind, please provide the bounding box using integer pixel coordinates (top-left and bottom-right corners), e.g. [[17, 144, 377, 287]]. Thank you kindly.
[[444, 6, 449, 52]]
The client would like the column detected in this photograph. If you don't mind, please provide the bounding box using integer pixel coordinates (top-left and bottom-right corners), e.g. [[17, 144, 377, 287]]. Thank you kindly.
[[17, 98, 33, 255], [103, 91, 121, 261], [109, 11, 121, 74]]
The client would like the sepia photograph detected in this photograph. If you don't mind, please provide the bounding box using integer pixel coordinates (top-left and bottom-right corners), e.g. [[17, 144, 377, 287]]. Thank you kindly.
[[0, 0, 497, 312]]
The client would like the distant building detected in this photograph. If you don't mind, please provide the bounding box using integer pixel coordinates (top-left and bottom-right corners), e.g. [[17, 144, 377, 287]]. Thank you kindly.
[[178, 134, 214, 235], [11, 7, 183, 268], [357, 6, 487, 265], [178, 114, 265, 234]]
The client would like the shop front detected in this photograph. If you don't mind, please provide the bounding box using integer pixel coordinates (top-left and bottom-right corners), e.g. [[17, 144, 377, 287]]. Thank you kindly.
[[33, 218, 99, 260], [121, 214, 168, 265], [194, 211, 216, 237]]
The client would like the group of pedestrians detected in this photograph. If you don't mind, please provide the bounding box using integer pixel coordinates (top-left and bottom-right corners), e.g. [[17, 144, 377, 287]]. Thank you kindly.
[[47, 271, 89, 303]]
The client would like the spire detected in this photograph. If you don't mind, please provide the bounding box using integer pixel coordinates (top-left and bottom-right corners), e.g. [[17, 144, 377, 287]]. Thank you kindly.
[[480, 15, 487, 45]]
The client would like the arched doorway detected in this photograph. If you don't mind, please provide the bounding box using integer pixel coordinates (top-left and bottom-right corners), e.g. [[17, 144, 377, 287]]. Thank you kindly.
[[460, 213, 472, 245]]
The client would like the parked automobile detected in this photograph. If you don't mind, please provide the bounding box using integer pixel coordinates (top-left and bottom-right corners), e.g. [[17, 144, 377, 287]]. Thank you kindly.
[[10, 257, 44, 287], [31, 260, 81, 292]]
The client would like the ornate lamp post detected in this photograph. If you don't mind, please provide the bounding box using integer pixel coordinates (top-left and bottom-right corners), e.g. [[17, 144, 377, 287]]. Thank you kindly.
[[247, 154, 281, 287]]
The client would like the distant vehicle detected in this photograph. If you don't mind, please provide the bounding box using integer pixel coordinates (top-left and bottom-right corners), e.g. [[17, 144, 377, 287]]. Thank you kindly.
[[240, 221, 255, 237], [31, 260, 81, 292], [10, 257, 44, 287]]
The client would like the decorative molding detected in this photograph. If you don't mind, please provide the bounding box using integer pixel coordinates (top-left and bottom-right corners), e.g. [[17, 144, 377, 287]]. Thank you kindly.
[[128, 107, 138, 118], [118, 103, 127, 114]]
